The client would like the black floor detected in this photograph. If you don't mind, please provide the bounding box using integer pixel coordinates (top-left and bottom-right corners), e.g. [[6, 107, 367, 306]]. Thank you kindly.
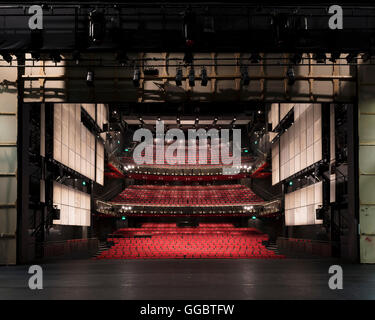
[[1, 258, 375, 300]]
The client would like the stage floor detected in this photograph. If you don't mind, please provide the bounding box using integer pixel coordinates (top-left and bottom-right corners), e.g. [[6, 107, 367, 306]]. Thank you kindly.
[[1, 258, 374, 300]]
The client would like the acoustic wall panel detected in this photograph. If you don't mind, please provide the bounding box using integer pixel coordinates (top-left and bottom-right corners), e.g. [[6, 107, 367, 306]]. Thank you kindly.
[[277, 103, 322, 182], [96, 141, 104, 185], [280, 103, 294, 121], [53, 182, 90, 226], [270, 103, 280, 130], [272, 142, 280, 185], [54, 104, 97, 181], [285, 181, 324, 226], [82, 103, 96, 121]]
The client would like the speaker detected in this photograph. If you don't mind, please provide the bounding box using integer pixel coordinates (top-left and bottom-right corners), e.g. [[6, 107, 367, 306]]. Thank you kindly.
[[51, 207, 60, 220], [316, 206, 325, 220]]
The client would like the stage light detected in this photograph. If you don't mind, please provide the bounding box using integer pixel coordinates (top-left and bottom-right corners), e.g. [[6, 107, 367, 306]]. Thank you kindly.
[[1, 53, 12, 64], [290, 53, 302, 65], [124, 148, 129, 152], [121, 216, 126, 220], [313, 53, 326, 63], [88, 10, 106, 43], [183, 51, 193, 64], [362, 52, 371, 62], [244, 149, 249, 153], [289, 181, 293, 186], [188, 68, 195, 87], [286, 66, 296, 85], [251, 216, 257, 220], [72, 51, 81, 64], [133, 67, 140, 87], [250, 53, 261, 63], [329, 52, 340, 63], [82, 181, 87, 186], [175, 67, 183, 86], [50, 52, 62, 63], [241, 67, 250, 86], [31, 51, 40, 61], [86, 70, 94, 86], [346, 53, 357, 64], [200, 67, 208, 86]]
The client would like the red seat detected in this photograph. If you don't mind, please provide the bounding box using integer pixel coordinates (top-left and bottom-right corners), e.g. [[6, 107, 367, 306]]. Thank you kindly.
[[95, 224, 285, 260]]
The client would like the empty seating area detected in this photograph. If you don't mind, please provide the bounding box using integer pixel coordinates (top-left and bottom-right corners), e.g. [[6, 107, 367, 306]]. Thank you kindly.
[[96, 223, 285, 259], [111, 184, 263, 207], [120, 153, 254, 167]]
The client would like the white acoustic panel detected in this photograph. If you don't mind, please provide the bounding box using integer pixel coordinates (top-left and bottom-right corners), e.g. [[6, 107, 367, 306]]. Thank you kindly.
[[53, 182, 91, 226], [280, 103, 294, 122], [53, 104, 96, 181], [285, 181, 323, 226], [270, 103, 280, 130], [272, 142, 280, 185], [96, 141, 104, 185], [277, 103, 322, 182], [82, 103, 96, 120]]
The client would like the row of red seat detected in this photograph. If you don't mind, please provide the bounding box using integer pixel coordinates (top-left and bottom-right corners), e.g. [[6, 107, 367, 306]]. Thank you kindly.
[[112, 184, 263, 206], [96, 224, 285, 260]]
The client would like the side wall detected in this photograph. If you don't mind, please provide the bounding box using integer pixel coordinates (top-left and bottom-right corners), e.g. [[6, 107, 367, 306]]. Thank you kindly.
[[358, 62, 375, 263], [0, 59, 18, 264]]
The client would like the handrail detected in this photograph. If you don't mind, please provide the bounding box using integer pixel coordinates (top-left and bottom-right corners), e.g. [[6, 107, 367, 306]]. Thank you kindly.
[[41, 238, 98, 246], [277, 236, 338, 245]]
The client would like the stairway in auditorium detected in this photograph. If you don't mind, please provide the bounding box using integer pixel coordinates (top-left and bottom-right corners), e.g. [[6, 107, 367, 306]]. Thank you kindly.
[[95, 223, 285, 260]]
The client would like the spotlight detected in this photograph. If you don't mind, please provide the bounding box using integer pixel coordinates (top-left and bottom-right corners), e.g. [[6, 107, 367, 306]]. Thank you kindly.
[[329, 52, 340, 63], [313, 53, 326, 64], [362, 52, 371, 62], [183, 51, 193, 64], [50, 52, 62, 64], [86, 70, 94, 87], [290, 53, 302, 65], [133, 67, 140, 87], [200, 67, 208, 86], [241, 67, 250, 86], [1, 53, 12, 64], [346, 53, 357, 64], [249, 53, 261, 63], [286, 66, 296, 85], [88, 10, 106, 43], [31, 51, 40, 61], [175, 67, 183, 86], [72, 51, 81, 64], [188, 68, 195, 87]]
